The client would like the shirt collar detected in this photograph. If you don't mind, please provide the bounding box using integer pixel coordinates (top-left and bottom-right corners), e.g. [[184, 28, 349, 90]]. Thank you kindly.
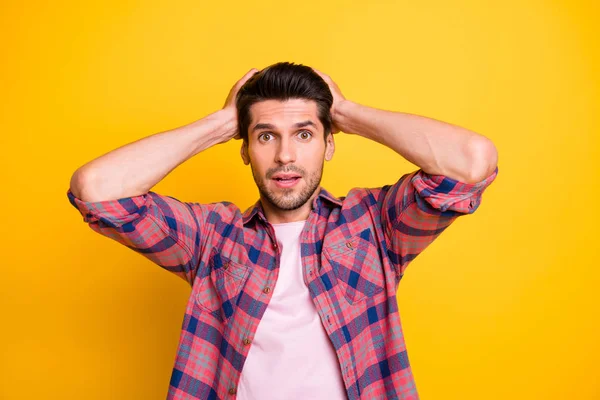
[[242, 187, 342, 225]]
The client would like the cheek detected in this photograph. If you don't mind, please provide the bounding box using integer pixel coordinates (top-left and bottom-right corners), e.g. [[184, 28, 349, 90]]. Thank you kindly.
[[249, 149, 272, 174], [299, 147, 325, 168]]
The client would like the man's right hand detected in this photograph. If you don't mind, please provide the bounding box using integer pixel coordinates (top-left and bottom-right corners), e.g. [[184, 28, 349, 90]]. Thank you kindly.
[[222, 68, 259, 140]]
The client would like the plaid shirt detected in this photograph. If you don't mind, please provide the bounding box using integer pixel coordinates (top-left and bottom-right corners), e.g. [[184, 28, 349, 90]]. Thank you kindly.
[[67, 167, 498, 400]]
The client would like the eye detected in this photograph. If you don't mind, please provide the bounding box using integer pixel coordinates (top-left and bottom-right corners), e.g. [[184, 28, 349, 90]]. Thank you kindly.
[[298, 130, 312, 140], [259, 132, 273, 142]]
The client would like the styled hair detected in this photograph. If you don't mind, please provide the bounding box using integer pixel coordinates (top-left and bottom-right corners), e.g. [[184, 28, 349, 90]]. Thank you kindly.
[[235, 62, 333, 142]]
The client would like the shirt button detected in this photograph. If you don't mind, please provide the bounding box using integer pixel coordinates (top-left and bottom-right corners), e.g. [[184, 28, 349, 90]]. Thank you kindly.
[[243, 338, 252, 345], [263, 287, 271, 294], [346, 242, 354, 250], [229, 387, 237, 395], [273, 242, 278, 250], [223, 262, 230, 270]]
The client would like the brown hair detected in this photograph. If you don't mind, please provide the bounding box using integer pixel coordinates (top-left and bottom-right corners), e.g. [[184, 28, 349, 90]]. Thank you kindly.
[[235, 62, 333, 141]]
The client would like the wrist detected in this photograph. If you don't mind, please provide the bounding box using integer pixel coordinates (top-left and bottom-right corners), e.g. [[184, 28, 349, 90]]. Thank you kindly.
[[187, 107, 238, 152], [216, 107, 238, 136], [332, 99, 357, 134]]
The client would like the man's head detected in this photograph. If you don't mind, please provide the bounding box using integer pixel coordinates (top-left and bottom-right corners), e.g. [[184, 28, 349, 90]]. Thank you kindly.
[[236, 62, 335, 213]]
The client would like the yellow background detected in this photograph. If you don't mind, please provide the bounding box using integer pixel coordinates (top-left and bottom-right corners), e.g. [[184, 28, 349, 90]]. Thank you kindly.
[[1, 0, 598, 399]]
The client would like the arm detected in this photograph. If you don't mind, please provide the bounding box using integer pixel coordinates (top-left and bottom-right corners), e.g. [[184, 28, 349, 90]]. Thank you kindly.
[[315, 70, 498, 182], [70, 108, 236, 202], [68, 69, 258, 285], [334, 101, 497, 183], [71, 68, 258, 201]]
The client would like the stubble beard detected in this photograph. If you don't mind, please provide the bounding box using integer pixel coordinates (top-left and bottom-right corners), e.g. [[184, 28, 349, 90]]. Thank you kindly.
[[252, 163, 324, 211]]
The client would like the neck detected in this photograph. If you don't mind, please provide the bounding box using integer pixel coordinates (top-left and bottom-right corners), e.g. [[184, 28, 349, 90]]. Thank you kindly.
[[261, 188, 321, 224]]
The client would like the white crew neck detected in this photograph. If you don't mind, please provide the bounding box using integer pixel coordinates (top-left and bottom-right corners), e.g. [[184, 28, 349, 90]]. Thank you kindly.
[[271, 220, 308, 227]]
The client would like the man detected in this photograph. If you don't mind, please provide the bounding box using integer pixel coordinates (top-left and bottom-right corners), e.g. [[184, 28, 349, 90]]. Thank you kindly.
[[68, 62, 498, 400]]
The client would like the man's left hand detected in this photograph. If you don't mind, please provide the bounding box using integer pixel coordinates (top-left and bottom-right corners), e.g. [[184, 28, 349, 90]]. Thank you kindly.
[[313, 69, 346, 134]]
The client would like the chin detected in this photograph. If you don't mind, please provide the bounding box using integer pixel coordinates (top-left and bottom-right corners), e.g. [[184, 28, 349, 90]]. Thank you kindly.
[[266, 183, 315, 211]]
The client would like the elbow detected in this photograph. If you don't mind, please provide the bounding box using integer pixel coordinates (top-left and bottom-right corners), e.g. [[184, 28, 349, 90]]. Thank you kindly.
[[465, 137, 498, 184], [69, 167, 98, 201]]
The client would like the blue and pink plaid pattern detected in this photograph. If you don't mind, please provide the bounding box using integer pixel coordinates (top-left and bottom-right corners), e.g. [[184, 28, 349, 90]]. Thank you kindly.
[[67, 167, 498, 399]]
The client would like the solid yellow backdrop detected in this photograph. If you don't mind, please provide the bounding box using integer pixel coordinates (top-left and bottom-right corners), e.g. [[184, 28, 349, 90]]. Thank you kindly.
[[1, 0, 598, 399]]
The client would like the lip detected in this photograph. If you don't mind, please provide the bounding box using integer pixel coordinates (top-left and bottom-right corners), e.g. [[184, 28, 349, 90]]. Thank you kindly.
[[272, 173, 301, 180], [272, 176, 301, 188]]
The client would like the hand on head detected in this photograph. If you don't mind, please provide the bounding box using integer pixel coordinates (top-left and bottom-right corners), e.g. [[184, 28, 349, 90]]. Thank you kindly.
[[223, 68, 260, 139], [311, 68, 346, 134]]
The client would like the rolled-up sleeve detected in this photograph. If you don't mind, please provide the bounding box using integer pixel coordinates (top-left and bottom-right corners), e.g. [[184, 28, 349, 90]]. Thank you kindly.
[[67, 189, 207, 285], [379, 166, 498, 281]]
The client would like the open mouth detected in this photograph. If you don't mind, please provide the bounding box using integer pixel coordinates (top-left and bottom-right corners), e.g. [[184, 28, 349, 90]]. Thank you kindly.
[[272, 176, 301, 187], [274, 177, 300, 182]]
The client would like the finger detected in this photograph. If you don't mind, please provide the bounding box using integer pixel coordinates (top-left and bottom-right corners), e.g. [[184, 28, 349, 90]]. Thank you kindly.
[[238, 68, 259, 86], [312, 68, 330, 82]]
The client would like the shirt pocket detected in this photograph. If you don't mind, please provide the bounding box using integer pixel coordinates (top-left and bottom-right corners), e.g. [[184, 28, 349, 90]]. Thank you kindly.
[[195, 248, 251, 323], [324, 234, 385, 304]]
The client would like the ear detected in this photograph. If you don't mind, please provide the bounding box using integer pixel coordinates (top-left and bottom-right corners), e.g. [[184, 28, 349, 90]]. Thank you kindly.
[[240, 141, 250, 165], [324, 132, 335, 161]]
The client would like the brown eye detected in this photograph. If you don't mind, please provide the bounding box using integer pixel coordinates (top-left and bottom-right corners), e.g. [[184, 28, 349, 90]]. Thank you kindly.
[[259, 133, 273, 142], [298, 130, 312, 140]]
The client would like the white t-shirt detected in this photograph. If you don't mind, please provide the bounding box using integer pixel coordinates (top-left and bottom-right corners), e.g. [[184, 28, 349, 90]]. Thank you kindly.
[[237, 220, 347, 400]]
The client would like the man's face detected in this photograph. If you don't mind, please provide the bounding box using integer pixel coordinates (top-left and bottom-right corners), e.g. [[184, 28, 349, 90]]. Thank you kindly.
[[241, 98, 335, 211]]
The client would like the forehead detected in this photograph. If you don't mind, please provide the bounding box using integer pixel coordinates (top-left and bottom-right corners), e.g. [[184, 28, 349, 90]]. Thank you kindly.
[[249, 99, 323, 130]]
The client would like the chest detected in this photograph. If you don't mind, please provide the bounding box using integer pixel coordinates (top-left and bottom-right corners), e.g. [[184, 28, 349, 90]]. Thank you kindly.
[[191, 206, 395, 326]]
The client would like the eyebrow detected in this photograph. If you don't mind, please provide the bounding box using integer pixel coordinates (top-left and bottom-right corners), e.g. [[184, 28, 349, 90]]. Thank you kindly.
[[251, 120, 317, 132]]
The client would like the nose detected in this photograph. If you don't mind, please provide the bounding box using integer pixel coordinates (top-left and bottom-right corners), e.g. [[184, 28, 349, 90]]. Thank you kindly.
[[275, 136, 296, 165]]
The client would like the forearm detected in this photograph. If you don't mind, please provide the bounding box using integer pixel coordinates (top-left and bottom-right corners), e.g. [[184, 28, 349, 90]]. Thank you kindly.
[[70, 108, 237, 202], [334, 100, 498, 183]]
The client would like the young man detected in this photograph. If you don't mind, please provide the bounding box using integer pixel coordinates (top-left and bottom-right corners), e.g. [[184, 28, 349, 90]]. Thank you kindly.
[[68, 62, 498, 400]]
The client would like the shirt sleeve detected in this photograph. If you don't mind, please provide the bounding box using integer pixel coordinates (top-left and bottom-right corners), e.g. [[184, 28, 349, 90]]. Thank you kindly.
[[67, 189, 209, 286], [378, 166, 498, 281]]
